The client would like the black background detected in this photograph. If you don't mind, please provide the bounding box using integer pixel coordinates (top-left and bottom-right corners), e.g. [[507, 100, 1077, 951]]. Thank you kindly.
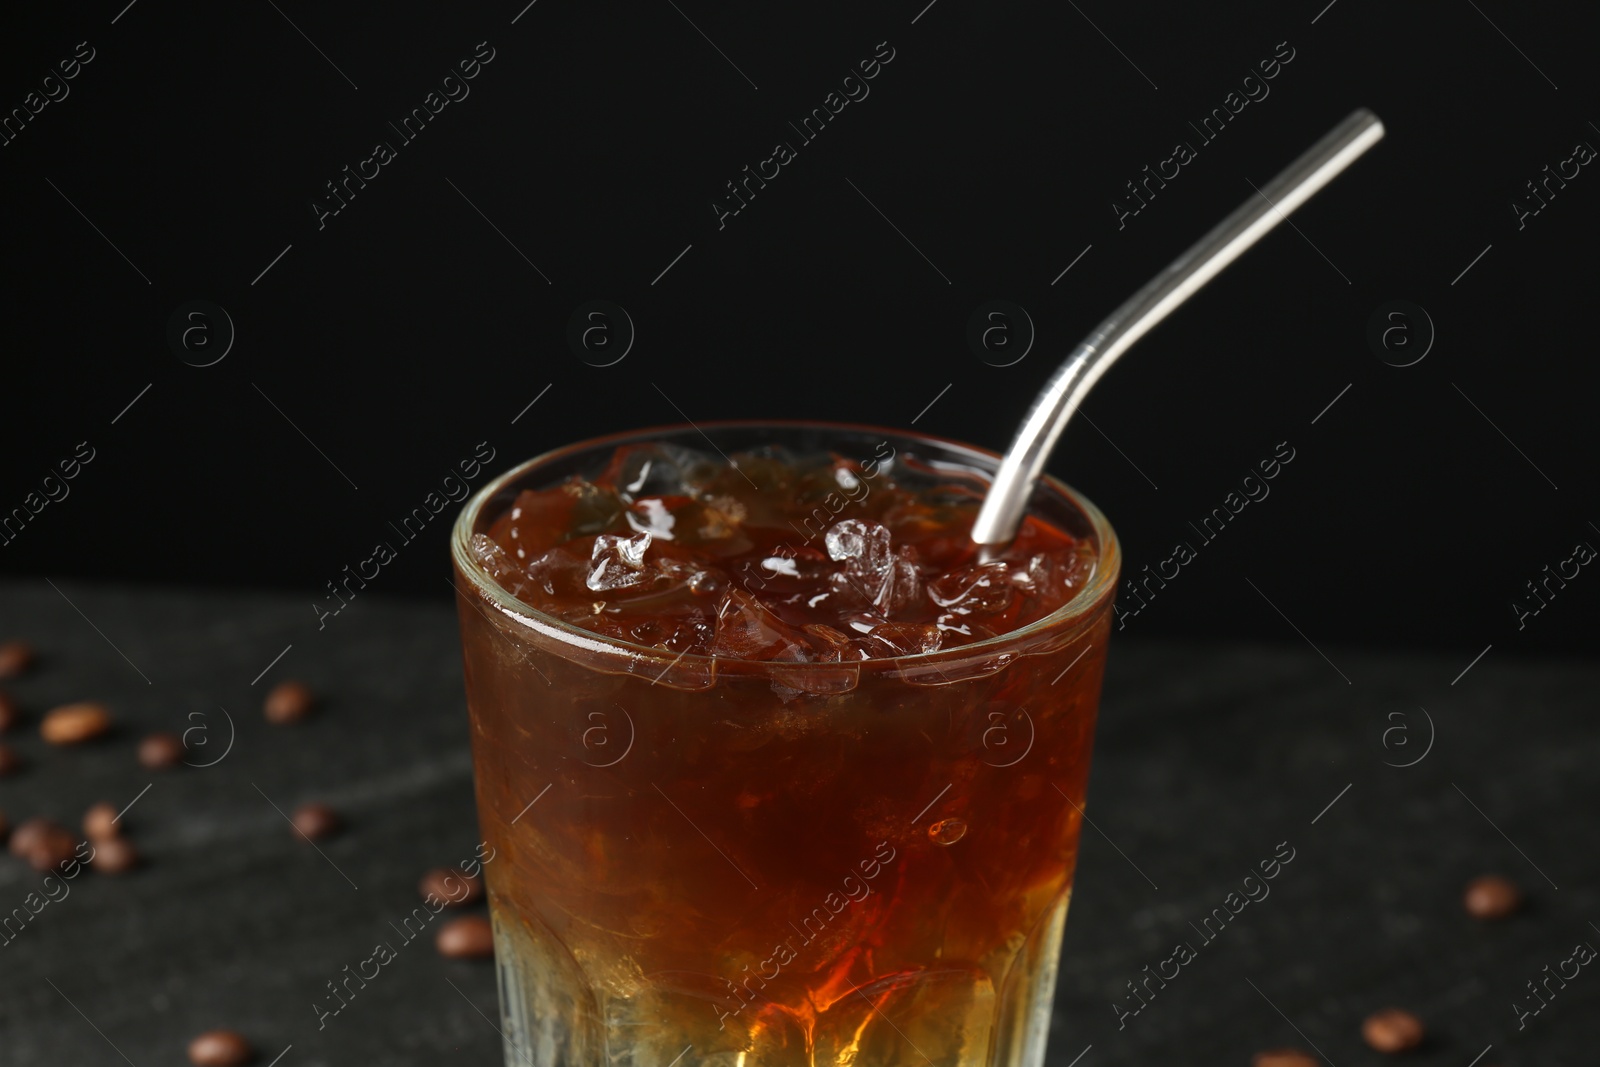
[[2, 0, 1597, 659], [2, 6, 1599, 1065]]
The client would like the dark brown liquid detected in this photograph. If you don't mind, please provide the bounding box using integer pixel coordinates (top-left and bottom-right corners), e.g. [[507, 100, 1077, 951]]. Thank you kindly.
[[456, 442, 1115, 1067], [470, 442, 1097, 660]]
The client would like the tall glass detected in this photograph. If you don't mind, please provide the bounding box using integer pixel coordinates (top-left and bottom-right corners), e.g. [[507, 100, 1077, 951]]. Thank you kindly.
[[451, 423, 1119, 1067]]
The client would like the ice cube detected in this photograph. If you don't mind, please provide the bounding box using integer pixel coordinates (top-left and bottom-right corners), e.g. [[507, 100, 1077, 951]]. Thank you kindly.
[[825, 520, 920, 615], [863, 621, 943, 657], [469, 533, 529, 597], [737, 547, 831, 603], [935, 613, 980, 639], [711, 590, 812, 662], [886, 548, 923, 616], [587, 533, 654, 592], [696, 494, 748, 540], [524, 544, 590, 601], [814, 967, 995, 1067], [490, 489, 575, 562], [928, 561, 1015, 616], [801, 623, 863, 662], [1000, 546, 1094, 612], [832, 610, 882, 636], [637, 494, 751, 558], [566, 478, 626, 537], [825, 518, 886, 568], [625, 497, 679, 540], [602, 443, 714, 502], [722, 445, 800, 493], [664, 614, 715, 655], [762, 556, 800, 578], [620, 610, 714, 654], [609, 974, 812, 1066]]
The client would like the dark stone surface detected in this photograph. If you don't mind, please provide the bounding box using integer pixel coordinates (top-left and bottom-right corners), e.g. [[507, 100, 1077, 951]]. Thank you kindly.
[[0, 580, 1593, 1065]]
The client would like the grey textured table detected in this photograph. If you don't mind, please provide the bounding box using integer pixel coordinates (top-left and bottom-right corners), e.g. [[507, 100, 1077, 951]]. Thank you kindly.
[[0, 580, 1594, 1065]]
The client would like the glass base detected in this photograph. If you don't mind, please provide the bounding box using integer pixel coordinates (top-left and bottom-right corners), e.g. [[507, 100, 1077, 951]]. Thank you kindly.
[[490, 891, 1073, 1067]]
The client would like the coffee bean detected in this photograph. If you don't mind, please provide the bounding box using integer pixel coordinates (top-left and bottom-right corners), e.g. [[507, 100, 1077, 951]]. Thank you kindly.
[[187, 1028, 253, 1067], [419, 866, 485, 907], [1464, 874, 1522, 920], [0, 810, 8, 845], [1362, 1008, 1424, 1053], [0, 641, 36, 679], [291, 803, 340, 840], [25, 824, 79, 873], [263, 680, 314, 725], [9, 819, 49, 857], [436, 914, 494, 959], [83, 802, 122, 842], [138, 731, 186, 769], [8, 817, 55, 858], [0, 690, 19, 733], [91, 837, 138, 874], [40, 701, 112, 745], [1253, 1050, 1319, 1067], [0, 743, 22, 777]]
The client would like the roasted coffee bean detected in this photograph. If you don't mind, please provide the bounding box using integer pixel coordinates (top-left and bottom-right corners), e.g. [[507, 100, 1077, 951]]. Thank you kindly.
[[0, 743, 22, 777], [436, 914, 494, 959], [1464, 874, 1522, 920], [263, 680, 314, 725], [137, 731, 185, 769], [91, 837, 138, 874], [0, 690, 19, 732], [419, 866, 484, 907], [0, 641, 36, 679], [1253, 1050, 1319, 1067], [1362, 1008, 1424, 1053], [40, 701, 111, 745], [291, 803, 340, 840], [25, 824, 79, 873], [187, 1028, 253, 1067], [83, 802, 121, 841], [9, 816, 52, 857]]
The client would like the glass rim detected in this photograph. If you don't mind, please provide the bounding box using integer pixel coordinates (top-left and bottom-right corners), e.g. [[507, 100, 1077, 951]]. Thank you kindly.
[[450, 419, 1120, 673]]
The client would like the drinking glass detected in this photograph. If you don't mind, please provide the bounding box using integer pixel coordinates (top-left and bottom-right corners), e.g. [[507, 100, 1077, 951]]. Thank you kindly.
[[451, 422, 1119, 1067]]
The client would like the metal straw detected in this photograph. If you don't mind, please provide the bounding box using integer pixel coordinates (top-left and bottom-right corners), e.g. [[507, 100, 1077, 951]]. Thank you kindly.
[[970, 108, 1385, 547]]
